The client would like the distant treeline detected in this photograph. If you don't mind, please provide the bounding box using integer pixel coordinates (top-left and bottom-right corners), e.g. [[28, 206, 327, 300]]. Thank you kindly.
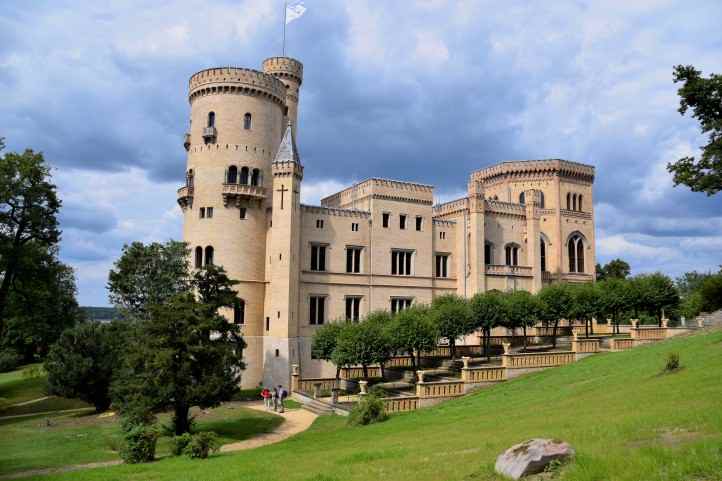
[[81, 306, 121, 322]]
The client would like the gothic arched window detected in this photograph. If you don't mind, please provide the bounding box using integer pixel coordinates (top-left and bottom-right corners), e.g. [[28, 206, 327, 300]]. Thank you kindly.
[[187, 169, 194, 188], [566, 192, 571, 210], [505, 243, 519, 266], [240, 167, 249, 185], [194, 246, 203, 268], [251, 168, 260, 186], [568, 234, 584, 273], [485, 242, 494, 265], [227, 166, 238, 184], [540, 238, 547, 272], [204, 246, 214, 266], [578, 195, 583, 212], [519, 192, 526, 205], [244, 113, 252, 130], [207, 111, 215, 128], [539, 191, 545, 208], [233, 300, 245, 325], [572, 194, 577, 211]]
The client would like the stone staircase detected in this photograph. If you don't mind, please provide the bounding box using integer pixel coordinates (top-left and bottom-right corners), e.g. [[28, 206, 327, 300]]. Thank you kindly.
[[300, 397, 336, 416], [697, 310, 722, 328]]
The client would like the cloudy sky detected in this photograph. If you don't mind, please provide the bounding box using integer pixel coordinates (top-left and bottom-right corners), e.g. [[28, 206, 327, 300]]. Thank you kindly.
[[2, 0, 721, 306]]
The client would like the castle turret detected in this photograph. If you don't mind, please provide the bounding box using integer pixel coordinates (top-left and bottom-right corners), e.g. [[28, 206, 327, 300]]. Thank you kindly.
[[263, 57, 304, 138]]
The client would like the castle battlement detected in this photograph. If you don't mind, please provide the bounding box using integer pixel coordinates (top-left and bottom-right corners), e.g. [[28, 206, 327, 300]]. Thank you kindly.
[[300, 204, 371, 218], [188, 67, 287, 106], [262, 57, 304, 85], [472, 159, 595, 183]]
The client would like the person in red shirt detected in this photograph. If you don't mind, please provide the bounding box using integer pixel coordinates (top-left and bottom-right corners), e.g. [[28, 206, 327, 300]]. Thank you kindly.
[[261, 387, 271, 409]]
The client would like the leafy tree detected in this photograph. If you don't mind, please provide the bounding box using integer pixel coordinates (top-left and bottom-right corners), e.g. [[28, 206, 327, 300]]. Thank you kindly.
[[633, 273, 680, 325], [331, 315, 392, 379], [107, 241, 191, 320], [596, 259, 631, 281], [569, 283, 600, 337], [311, 323, 345, 380], [679, 290, 704, 320], [0, 149, 61, 333], [429, 295, 473, 359], [469, 292, 503, 359], [2, 245, 82, 361], [699, 273, 722, 312], [388, 305, 437, 368], [667, 65, 722, 196], [501, 290, 539, 349], [537, 283, 573, 347], [675, 271, 713, 297], [112, 266, 245, 435], [597, 278, 632, 334], [45, 321, 129, 412]]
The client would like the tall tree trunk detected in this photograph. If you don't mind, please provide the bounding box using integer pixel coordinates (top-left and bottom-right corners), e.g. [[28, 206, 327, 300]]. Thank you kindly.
[[410, 348, 417, 370], [362, 364, 368, 380], [522, 326, 528, 350], [551, 320, 559, 348], [449, 339, 456, 359], [174, 402, 190, 435]]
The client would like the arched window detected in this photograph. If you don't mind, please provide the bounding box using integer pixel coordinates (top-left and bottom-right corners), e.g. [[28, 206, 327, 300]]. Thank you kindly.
[[194, 246, 203, 268], [187, 169, 194, 188], [566, 192, 571, 210], [572, 194, 577, 211], [519, 192, 526, 205], [539, 191, 545, 208], [244, 113, 252, 130], [251, 168, 260, 186], [207, 111, 215, 128], [568, 234, 584, 273], [233, 300, 245, 325], [204, 246, 214, 266], [484, 242, 494, 265], [240, 167, 249, 185], [505, 244, 519, 266], [578, 195, 583, 212], [540, 238, 547, 272], [227, 166, 238, 184]]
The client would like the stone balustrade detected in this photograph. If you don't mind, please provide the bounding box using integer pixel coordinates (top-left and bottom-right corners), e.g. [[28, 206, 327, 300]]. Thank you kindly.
[[462, 366, 506, 383], [502, 351, 576, 369], [416, 380, 465, 398], [297, 378, 337, 394], [386, 356, 414, 368], [630, 327, 667, 340], [571, 337, 600, 353], [382, 397, 419, 413], [609, 338, 634, 351], [340, 366, 381, 379]]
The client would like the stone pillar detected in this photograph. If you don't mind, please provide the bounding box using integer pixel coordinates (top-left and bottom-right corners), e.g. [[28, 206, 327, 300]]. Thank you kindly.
[[661, 318, 669, 328], [331, 388, 339, 405], [461, 356, 471, 383], [467, 179, 486, 295], [313, 382, 321, 399], [358, 380, 368, 395], [291, 364, 300, 392], [525, 189, 543, 293], [501, 343, 511, 368]]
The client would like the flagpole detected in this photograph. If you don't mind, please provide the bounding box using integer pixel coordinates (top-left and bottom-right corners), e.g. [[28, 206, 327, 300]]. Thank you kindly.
[[282, 0, 287, 56]]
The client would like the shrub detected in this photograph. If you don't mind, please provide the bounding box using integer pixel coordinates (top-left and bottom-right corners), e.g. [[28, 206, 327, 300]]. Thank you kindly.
[[185, 432, 220, 459], [0, 349, 22, 373], [119, 424, 159, 463], [348, 394, 388, 426], [170, 433, 193, 456], [665, 352, 681, 372]]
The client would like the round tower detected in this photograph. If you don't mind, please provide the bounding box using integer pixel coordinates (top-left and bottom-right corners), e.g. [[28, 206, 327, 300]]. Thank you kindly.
[[178, 58, 303, 388], [262, 57, 303, 137]]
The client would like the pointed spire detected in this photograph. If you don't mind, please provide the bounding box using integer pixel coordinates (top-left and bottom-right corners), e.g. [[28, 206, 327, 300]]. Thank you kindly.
[[273, 121, 300, 164]]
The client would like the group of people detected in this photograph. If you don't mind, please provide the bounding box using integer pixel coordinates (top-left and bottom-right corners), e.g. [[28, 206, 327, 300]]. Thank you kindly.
[[261, 385, 288, 413]]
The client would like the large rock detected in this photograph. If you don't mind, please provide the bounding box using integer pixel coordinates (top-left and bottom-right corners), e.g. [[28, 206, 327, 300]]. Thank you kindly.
[[495, 438, 574, 479]]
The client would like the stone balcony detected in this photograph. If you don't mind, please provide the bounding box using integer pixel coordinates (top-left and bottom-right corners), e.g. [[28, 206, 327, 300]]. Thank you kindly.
[[183, 132, 191, 151], [485, 264, 533, 277], [222, 183, 266, 206], [177, 185, 194, 210], [202, 126, 217, 140]]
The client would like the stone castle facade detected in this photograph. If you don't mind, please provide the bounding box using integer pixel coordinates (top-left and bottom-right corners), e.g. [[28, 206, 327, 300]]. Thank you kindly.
[[177, 56, 596, 389]]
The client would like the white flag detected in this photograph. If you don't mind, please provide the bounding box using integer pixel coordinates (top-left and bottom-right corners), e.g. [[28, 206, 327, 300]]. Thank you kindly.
[[286, 0, 307, 24]]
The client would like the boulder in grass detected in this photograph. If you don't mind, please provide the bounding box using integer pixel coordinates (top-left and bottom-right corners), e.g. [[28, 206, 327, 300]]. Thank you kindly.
[[495, 438, 574, 479]]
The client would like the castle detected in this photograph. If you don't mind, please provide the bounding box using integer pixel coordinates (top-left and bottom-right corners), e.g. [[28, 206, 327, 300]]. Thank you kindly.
[[177, 56, 596, 388]]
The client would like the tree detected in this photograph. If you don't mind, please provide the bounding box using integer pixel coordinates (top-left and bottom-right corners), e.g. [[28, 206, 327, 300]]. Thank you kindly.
[[311, 323, 345, 380], [469, 292, 503, 359], [667, 65, 722, 196], [112, 291, 245, 435], [429, 295, 473, 359], [501, 291, 539, 349], [597, 278, 632, 334], [107, 241, 191, 320], [569, 283, 600, 337], [699, 274, 722, 312], [2, 245, 83, 361], [331, 315, 392, 380], [0, 149, 61, 333], [596, 259, 631, 281], [675, 271, 713, 297], [45, 321, 129, 412], [633, 273, 680, 325], [537, 283, 573, 347], [388, 306, 437, 369]]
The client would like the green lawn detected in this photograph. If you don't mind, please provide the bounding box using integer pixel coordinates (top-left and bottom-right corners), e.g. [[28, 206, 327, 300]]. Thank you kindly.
[[26, 330, 722, 481], [0, 364, 47, 410], [0, 403, 284, 476]]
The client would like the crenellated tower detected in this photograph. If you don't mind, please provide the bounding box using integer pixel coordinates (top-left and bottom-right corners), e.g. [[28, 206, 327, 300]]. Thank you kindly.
[[178, 57, 303, 389]]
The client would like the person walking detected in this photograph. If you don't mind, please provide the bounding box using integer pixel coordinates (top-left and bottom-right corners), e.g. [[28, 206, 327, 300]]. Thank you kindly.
[[261, 387, 271, 409], [271, 387, 278, 412], [276, 385, 287, 413]]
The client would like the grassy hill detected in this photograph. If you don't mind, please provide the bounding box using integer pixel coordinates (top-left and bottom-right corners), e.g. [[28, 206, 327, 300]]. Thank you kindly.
[[28, 330, 722, 481]]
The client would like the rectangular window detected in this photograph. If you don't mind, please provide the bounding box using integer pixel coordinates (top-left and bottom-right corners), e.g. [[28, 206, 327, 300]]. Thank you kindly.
[[346, 247, 362, 273], [266, 317, 270, 331], [239, 208, 247, 219], [345, 296, 361, 321], [207, 207, 213, 218], [310, 244, 326, 271], [399, 214, 407, 230], [415, 216, 423, 231], [382, 212, 390, 228], [485, 244, 492, 265], [391, 250, 413, 276], [199, 207, 206, 219], [351, 222, 359, 232], [309, 296, 325, 325], [316, 219, 324, 229], [435, 254, 449, 278], [390, 297, 413, 314]]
